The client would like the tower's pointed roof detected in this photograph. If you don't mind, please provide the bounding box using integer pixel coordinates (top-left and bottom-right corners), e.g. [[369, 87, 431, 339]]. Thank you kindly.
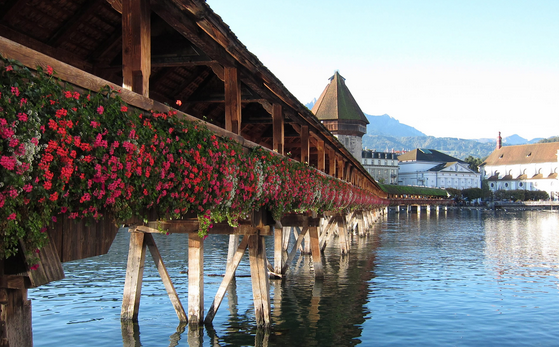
[[311, 71, 369, 124]]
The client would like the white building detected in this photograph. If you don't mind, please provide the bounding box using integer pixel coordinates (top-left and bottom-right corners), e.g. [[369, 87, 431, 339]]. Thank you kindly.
[[480, 137, 559, 200], [398, 148, 481, 189], [361, 150, 399, 184]]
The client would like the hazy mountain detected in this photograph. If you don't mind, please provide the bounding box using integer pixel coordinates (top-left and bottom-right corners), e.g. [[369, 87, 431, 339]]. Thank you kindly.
[[362, 135, 497, 160], [365, 114, 426, 137], [476, 134, 542, 145]]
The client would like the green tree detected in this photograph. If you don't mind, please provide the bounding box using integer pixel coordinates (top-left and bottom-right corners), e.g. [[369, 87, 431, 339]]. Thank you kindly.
[[464, 155, 484, 172]]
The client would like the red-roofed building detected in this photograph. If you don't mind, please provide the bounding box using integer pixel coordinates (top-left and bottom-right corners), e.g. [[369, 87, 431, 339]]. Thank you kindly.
[[480, 136, 559, 200]]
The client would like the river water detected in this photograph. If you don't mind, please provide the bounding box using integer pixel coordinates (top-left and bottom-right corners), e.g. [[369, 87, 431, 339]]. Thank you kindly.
[[29, 209, 559, 346]]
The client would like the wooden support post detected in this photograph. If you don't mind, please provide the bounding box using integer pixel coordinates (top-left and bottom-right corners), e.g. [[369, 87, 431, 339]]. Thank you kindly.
[[309, 226, 324, 279], [121, 232, 147, 321], [317, 140, 325, 172], [302, 232, 311, 255], [337, 157, 344, 180], [328, 149, 336, 177], [273, 226, 283, 274], [188, 233, 204, 325], [357, 212, 365, 237], [272, 103, 284, 155], [248, 235, 271, 328], [225, 67, 241, 134], [144, 234, 187, 322], [301, 125, 309, 164], [205, 236, 249, 324], [226, 234, 240, 276], [282, 226, 309, 274], [337, 215, 349, 255], [122, 0, 151, 97]]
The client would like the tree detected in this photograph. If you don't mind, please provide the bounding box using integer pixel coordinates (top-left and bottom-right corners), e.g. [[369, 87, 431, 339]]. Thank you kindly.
[[538, 136, 559, 144], [464, 155, 484, 173]]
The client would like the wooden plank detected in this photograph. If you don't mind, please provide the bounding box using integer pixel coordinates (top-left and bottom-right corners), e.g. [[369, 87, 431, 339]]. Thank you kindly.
[[188, 233, 204, 324], [205, 236, 249, 323], [25, 234, 65, 288], [134, 221, 272, 236], [272, 103, 284, 155], [121, 232, 146, 321], [122, 0, 151, 97], [248, 235, 271, 327], [225, 66, 241, 134], [144, 234, 187, 322]]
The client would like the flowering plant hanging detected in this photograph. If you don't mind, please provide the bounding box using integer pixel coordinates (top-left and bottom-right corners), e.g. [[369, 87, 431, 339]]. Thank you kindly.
[[0, 56, 386, 265]]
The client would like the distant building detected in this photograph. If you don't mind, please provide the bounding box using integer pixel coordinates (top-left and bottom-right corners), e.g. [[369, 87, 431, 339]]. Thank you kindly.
[[480, 133, 559, 200], [398, 148, 481, 189], [362, 150, 399, 184], [312, 71, 369, 160]]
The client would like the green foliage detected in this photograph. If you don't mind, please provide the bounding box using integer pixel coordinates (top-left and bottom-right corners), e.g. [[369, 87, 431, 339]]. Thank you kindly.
[[538, 136, 559, 144], [493, 189, 549, 201], [463, 155, 484, 172]]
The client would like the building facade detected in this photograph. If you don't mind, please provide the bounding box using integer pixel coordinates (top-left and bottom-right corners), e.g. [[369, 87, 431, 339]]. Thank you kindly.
[[361, 150, 399, 184], [480, 137, 559, 200], [398, 148, 481, 189]]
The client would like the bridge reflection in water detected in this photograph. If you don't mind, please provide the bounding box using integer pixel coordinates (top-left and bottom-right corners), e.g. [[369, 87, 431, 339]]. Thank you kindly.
[[29, 223, 383, 347]]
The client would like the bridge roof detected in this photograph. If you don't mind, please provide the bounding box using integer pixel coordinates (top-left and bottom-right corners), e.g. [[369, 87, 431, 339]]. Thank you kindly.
[[0, 0, 386, 197]]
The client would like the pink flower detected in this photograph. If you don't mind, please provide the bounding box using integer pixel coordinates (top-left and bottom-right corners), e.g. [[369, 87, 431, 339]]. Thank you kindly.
[[11, 86, 19, 96], [17, 112, 28, 122], [52, 216, 57, 223], [0, 156, 16, 170], [91, 120, 100, 128], [97, 106, 104, 115], [5, 65, 13, 72], [7, 213, 16, 221]]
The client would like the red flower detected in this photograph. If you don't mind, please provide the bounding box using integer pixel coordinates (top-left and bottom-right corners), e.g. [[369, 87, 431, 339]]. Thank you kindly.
[[46, 65, 53, 75], [5, 65, 13, 72], [7, 213, 16, 221], [97, 106, 104, 115]]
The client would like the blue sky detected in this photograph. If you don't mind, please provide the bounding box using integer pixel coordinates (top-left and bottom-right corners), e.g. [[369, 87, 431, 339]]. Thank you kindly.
[[206, 0, 559, 140]]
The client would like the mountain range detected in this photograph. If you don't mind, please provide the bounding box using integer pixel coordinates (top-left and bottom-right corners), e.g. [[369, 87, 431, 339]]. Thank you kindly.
[[361, 114, 544, 159], [304, 98, 545, 160]]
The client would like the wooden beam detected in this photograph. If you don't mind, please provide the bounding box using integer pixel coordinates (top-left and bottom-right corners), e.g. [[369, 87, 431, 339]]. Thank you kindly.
[[188, 233, 204, 324], [224, 66, 241, 134], [309, 226, 323, 279], [121, 232, 147, 321], [122, 0, 151, 97], [272, 103, 284, 155], [144, 234, 187, 322], [248, 235, 271, 328], [205, 236, 249, 323], [301, 125, 309, 164], [317, 140, 325, 172], [273, 226, 283, 274]]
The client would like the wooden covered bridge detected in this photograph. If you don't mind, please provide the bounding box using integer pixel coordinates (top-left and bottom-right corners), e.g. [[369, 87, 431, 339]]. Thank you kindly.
[[0, 0, 390, 345]]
